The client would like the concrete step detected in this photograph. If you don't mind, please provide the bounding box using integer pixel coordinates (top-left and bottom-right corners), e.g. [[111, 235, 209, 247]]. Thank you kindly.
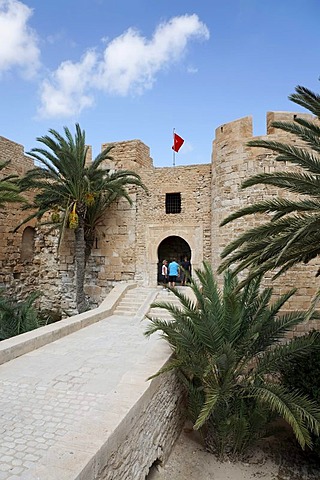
[[122, 292, 150, 300], [119, 299, 148, 306], [116, 302, 145, 310], [147, 290, 184, 321], [113, 287, 156, 316], [115, 310, 143, 316]]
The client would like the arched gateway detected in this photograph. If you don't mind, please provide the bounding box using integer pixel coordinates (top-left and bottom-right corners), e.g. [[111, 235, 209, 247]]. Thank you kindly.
[[144, 224, 204, 287], [157, 236, 191, 284]]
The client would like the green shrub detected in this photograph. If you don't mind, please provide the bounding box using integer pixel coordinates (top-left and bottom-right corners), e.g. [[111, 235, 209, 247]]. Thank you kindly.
[[145, 263, 320, 459], [281, 330, 320, 454], [0, 290, 46, 340], [38, 308, 63, 325], [281, 330, 320, 400]]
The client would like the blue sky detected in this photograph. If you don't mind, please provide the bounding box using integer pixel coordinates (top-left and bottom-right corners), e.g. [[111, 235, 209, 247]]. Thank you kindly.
[[0, 0, 320, 167]]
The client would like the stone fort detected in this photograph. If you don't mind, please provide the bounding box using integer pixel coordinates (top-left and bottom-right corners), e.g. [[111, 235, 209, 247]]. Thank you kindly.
[[1, 111, 319, 325]]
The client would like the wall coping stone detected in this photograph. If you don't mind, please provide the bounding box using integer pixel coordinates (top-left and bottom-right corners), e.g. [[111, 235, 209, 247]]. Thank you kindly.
[[0, 283, 137, 365]]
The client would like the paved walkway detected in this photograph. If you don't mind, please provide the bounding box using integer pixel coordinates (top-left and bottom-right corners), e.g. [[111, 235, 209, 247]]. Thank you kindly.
[[0, 287, 175, 480]]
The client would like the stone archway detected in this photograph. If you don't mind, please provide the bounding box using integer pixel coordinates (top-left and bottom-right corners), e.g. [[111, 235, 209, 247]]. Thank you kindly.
[[144, 224, 203, 286], [157, 236, 192, 284]]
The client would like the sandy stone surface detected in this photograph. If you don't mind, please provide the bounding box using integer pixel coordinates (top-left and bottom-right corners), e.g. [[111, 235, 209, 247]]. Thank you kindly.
[[148, 425, 320, 480]]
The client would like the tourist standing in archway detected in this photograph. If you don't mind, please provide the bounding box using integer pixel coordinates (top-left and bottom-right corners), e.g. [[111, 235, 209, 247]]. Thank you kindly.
[[168, 258, 180, 288], [161, 260, 168, 290], [180, 256, 191, 285]]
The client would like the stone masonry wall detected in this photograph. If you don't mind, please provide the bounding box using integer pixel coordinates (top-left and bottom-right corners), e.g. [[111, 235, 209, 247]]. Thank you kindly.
[[136, 164, 212, 285], [0, 136, 63, 312], [212, 113, 320, 318], [91, 139, 212, 289], [93, 371, 185, 480], [78, 140, 151, 302], [0, 137, 40, 299]]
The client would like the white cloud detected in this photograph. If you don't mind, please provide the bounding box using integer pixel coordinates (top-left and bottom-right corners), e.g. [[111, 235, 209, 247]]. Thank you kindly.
[[187, 66, 198, 74], [95, 14, 209, 95], [46, 31, 64, 45], [0, 0, 40, 77], [39, 14, 209, 118], [38, 50, 96, 118]]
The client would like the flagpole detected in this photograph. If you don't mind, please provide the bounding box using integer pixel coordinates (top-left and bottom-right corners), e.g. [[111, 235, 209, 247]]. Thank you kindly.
[[173, 128, 175, 167]]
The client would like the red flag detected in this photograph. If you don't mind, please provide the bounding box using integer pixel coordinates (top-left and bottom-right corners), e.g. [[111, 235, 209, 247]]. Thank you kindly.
[[172, 133, 184, 152]]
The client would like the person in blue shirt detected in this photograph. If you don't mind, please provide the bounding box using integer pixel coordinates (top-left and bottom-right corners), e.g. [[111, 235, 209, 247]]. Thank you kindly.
[[168, 258, 180, 288]]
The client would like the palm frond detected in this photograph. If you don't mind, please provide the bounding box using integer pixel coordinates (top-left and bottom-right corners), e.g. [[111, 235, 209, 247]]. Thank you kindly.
[[220, 84, 320, 278], [251, 383, 320, 449], [242, 171, 320, 196], [194, 389, 220, 430], [0, 161, 26, 208], [271, 118, 320, 154], [247, 140, 320, 175], [289, 85, 320, 117], [145, 263, 320, 456], [220, 198, 320, 226]]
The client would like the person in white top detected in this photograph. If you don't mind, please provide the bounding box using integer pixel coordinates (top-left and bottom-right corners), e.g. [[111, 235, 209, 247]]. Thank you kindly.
[[161, 259, 168, 289]]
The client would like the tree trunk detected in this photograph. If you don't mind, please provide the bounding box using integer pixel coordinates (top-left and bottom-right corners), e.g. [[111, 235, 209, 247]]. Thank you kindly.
[[74, 222, 87, 313], [84, 227, 95, 266]]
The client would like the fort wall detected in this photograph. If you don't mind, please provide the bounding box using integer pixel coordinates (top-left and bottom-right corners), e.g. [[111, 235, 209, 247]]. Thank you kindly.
[[80, 140, 212, 296], [1, 112, 319, 324], [0, 136, 64, 313], [212, 112, 320, 317]]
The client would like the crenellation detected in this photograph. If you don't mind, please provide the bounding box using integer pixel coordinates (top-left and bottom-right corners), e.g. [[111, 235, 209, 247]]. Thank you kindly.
[[101, 139, 153, 171], [214, 116, 253, 143], [0, 136, 34, 175], [85, 145, 92, 165], [266, 111, 314, 134]]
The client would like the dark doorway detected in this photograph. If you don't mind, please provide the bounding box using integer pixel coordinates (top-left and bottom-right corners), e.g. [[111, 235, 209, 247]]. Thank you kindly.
[[157, 236, 191, 284]]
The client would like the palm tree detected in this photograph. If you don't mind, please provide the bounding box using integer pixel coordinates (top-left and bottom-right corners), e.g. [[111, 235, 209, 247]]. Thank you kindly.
[[0, 161, 25, 208], [145, 262, 320, 458], [219, 85, 320, 283], [17, 124, 146, 313]]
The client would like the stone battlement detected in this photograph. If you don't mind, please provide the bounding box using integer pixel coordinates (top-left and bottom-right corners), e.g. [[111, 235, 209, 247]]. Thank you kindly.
[[101, 139, 154, 171], [0, 135, 34, 175], [214, 111, 315, 143]]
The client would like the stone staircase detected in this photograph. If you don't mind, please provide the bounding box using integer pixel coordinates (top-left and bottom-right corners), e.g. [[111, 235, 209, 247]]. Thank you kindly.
[[147, 288, 185, 321], [112, 285, 192, 322], [113, 286, 157, 317]]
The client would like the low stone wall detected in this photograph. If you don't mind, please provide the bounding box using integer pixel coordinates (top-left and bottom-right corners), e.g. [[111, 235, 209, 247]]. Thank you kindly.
[[84, 371, 185, 480], [0, 283, 135, 365]]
